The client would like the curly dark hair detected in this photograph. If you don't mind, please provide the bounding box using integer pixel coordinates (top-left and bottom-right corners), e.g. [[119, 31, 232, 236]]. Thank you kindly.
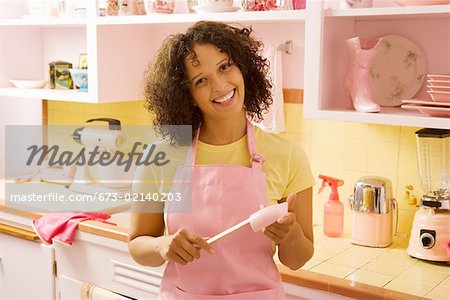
[[144, 21, 273, 145]]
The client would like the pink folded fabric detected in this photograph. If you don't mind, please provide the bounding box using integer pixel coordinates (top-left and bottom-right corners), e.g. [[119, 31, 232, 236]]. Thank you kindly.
[[32, 212, 115, 245]]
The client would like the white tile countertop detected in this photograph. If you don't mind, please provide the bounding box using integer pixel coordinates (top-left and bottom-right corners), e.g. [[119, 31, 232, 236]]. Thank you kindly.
[[277, 225, 450, 299]]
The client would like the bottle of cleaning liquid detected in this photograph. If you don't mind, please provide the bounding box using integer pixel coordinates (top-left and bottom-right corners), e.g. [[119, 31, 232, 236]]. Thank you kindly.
[[318, 175, 344, 237]]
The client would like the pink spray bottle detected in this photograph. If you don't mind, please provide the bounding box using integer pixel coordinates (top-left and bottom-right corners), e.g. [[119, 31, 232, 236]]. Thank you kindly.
[[318, 175, 344, 237]]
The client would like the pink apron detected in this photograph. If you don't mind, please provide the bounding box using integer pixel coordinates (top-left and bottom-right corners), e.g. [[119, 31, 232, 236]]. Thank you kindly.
[[159, 121, 286, 299]]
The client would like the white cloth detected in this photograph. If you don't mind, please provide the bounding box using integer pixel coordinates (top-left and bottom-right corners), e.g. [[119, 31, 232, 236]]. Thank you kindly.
[[256, 43, 285, 134]]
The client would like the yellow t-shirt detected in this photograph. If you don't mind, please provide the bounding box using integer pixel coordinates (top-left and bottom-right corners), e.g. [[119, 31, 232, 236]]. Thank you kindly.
[[132, 126, 315, 206], [196, 126, 314, 204]]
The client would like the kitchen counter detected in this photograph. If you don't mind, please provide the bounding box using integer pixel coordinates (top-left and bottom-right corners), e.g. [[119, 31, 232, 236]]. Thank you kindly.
[[1, 185, 448, 299], [281, 226, 449, 300]]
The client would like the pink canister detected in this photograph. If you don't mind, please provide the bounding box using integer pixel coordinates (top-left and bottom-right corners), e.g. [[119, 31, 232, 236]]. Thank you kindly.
[[292, 0, 305, 9]]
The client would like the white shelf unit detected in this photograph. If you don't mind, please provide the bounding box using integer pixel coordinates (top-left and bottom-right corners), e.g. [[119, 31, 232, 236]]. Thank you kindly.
[[304, 1, 450, 129], [1, 0, 448, 129], [0, 17, 92, 101], [0, 1, 305, 103], [95, 9, 306, 25], [326, 4, 450, 19]]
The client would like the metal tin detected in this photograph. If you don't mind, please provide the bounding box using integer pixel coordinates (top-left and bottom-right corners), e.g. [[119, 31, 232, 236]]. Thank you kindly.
[[348, 176, 394, 214]]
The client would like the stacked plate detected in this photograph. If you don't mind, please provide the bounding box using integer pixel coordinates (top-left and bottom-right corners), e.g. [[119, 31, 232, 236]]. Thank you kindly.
[[427, 74, 450, 103], [401, 74, 450, 118]]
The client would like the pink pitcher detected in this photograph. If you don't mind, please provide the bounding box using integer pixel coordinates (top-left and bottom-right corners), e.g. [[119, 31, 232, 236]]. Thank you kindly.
[[344, 36, 383, 113]]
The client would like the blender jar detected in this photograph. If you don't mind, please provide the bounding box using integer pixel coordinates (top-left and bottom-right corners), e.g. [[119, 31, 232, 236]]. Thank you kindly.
[[416, 128, 450, 201]]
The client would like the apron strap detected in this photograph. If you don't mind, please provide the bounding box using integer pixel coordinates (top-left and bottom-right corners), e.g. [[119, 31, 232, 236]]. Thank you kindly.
[[189, 120, 265, 169], [246, 121, 265, 169]]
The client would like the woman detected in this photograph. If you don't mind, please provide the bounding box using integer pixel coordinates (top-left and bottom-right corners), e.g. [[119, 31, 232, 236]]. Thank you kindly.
[[128, 21, 314, 299]]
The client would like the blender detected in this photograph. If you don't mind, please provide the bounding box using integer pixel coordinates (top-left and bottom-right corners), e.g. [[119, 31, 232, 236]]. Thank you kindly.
[[407, 128, 450, 262]]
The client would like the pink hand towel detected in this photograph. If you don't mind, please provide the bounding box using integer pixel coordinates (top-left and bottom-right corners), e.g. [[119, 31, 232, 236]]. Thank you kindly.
[[32, 212, 115, 245]]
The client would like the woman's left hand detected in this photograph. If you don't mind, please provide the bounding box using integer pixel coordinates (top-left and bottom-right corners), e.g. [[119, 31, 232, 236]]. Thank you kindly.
[[262, 212, 297, 244]]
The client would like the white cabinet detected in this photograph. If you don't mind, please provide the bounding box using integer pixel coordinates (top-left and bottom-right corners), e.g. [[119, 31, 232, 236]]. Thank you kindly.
[[54, 231, 166, 300], [304, 0, 450, 129], [0, 232, 55, 300]]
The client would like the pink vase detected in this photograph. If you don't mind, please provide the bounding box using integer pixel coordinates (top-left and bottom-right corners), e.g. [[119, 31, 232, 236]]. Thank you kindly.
[[344, 36, 383, 113]]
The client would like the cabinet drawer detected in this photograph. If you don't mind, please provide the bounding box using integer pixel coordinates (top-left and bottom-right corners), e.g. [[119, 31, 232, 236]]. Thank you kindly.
[[54, 233, 165, 299]]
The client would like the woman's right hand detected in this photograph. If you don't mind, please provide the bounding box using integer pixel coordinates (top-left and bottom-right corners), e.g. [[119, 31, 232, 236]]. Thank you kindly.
[[158, 228, 214, 265]]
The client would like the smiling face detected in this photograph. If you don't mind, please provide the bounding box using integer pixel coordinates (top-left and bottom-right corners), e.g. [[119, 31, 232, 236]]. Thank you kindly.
[[184, 43, 245, 124]]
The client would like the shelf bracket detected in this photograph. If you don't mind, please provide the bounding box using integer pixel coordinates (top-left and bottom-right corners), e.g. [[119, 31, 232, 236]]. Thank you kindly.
[[277, 40, 293, 54]]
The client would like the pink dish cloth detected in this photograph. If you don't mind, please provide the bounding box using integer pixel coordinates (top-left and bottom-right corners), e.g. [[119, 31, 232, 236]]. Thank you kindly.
[[32, 212, 116, 245]]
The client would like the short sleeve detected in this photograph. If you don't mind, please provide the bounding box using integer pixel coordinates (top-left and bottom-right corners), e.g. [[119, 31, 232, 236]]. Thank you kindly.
[[283, 143, 315, 197]]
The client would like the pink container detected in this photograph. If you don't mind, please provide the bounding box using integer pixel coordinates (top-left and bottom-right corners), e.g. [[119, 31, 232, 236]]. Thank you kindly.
[[293, 0, 306, 9], [323, 200, 344, 237]]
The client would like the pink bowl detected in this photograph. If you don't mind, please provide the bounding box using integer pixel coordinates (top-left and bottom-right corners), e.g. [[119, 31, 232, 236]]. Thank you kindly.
[[428, 90, 450, 103], [394, 0, 450, 5]]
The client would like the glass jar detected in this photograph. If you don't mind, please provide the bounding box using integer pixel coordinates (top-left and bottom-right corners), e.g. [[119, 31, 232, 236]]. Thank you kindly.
[[118, 0, 147, 15], [132, 0, 146, 15], [188, 0, 197, 13], [242, 0, 290, 11], [119, 0, 132, 15], [145, 0, 175, 14], [106, 0, 119, 15]]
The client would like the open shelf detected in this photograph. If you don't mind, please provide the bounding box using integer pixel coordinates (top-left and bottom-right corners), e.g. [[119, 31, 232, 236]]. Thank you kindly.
[[95, 10, 306, 25], [0, 88, 94, 102], [0, 10, 305, 26], [0, 17, 87, 26], [304, 0, 450, 130], [309, 106, 450, 129], [326, 4, 450, 20]]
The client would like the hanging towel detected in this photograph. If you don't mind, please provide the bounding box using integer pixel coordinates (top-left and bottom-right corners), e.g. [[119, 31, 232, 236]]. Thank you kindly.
[[81, 282, 134, 300], [256, 43, 285, 134], [32, 212, 115, 245]]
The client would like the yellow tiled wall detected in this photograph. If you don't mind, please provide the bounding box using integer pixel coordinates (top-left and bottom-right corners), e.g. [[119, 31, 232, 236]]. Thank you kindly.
[[280, 103, 421, 237], [47, 100, 421, 236]]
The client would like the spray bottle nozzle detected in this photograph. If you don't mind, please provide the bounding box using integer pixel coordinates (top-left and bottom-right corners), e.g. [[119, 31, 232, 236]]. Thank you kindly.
[[318, 174, 344, 201]]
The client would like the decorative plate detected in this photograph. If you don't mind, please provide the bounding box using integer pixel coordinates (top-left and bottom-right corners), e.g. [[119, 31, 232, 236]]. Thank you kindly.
[[401, 104, 450, 118], [402, 99, 450, 107], [369, 35, 426, 107], [192, 5, 240, 13], [428, 90, 450, 102]]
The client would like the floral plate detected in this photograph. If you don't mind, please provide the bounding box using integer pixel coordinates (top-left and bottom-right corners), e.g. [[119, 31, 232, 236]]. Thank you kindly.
[[402, 99, 450, 107], [401, 104, 450, 118], [369, 35, 426, 107]]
